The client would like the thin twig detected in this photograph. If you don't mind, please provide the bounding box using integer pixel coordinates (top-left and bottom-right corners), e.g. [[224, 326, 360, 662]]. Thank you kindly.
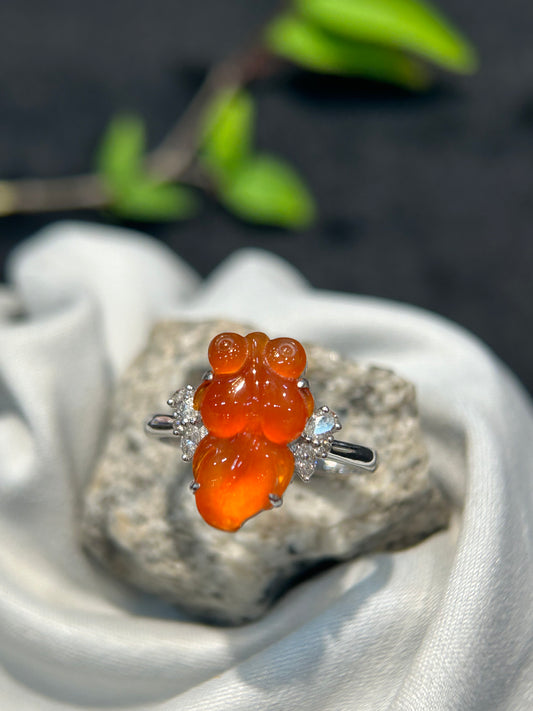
[[0, 36, 275, 216], [146, 53, 249, 180], [0, 175, 106, 215]]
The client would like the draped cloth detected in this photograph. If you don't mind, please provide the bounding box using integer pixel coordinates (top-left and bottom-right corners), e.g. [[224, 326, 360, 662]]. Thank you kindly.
[[0, 222, 531, 710]]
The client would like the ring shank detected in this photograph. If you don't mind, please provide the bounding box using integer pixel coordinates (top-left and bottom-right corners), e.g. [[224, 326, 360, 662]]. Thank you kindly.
[[146, 415, 377, 473], [319, 440, 378, 473]]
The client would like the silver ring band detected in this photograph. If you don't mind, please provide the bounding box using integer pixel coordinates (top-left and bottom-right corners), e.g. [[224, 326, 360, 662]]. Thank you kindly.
[[145, 412, 378, 475]]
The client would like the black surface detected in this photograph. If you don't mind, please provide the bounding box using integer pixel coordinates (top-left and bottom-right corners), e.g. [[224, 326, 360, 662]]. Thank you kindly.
[[1, 1, 532, 392]]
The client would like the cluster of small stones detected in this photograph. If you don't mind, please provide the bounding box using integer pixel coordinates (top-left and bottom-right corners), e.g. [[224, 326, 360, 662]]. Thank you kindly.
[[167, 385, 207, 463], [81, 319, 451, 625], [290, 405, 342, 481]]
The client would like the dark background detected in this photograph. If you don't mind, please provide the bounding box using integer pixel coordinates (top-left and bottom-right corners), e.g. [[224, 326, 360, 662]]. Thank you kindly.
[[0, 1, 532, 392]]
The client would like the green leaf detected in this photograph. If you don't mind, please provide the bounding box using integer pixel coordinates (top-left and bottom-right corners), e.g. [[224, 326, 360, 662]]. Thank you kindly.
[[201, 89, 255, 176], [111, 180, 198, 221], [265, 13, 430, 89], [201, 92, 316, 229], [219, 154, 315, 229], [97, 114, 145, 193], [296, 0, 478, 73], [97, 113, 197, 221]]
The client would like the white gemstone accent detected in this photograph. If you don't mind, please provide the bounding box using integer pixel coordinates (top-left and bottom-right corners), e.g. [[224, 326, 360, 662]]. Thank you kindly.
[[169, 386, 197, 425], [312, 413, 335, 435], [291, 407, 342, 482], [167, 385, 207, 461], [290, 441, 317, 482], [181, 425, 207, 460], [304, 408, 340, 440]]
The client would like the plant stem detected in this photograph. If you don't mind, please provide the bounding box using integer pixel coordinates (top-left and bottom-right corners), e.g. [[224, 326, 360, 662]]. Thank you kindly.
[[147, 49, 255, 180], [0, 175, 105, 215], [0, 41, 274, 217]]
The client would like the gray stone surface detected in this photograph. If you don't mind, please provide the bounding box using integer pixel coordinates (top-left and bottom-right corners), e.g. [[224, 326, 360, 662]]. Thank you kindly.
[[81, 320, 450, 625]]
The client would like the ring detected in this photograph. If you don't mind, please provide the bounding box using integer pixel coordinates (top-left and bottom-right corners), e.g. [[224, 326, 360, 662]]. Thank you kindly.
[[145, 331, 378, 532]]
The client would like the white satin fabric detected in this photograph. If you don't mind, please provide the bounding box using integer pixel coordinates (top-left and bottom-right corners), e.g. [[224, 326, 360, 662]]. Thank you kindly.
[[0, 222, 531, 710]]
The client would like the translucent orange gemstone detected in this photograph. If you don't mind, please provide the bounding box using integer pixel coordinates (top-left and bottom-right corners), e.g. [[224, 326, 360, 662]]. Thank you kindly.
[[192, 331, 314, 531]]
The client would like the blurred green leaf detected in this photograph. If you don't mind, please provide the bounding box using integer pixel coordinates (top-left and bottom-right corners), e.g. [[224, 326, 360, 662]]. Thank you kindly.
[[266, 13, 430, 89], [112, 180, 198, 221], [219, 154, 315, 229], [97, 114, 145, 193], [202, 89, 255, 177], [296, 0, 478, 73], [97, 113, 197, 221], [201, 91, 316, 228]]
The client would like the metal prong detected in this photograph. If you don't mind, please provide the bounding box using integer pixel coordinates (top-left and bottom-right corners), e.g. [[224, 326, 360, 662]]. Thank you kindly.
[[189, 481, 200, 492], [297, 377, 309, 389], [321, 405, 330, 413], [269, 493, 283, 508], [201, 370, 214, 382]]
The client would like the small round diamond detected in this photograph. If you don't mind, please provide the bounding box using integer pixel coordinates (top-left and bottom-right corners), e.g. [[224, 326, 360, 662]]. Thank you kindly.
[[174, 400, 197, 425], [169, 386, 198, 425], [166, 386, 207, 461], [181, 425, 207, 460]]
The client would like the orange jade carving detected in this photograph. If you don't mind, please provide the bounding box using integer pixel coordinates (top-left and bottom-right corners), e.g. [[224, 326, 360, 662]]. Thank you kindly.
[[192, 332, 314, 531]]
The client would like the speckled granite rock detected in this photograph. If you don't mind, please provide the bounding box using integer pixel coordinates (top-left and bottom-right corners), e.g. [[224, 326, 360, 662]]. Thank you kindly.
[[81, 320, 450, 625]]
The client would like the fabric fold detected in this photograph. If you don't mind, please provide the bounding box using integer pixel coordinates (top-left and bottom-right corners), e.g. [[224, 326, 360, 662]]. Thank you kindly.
[[0, 221, 530, 710]]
